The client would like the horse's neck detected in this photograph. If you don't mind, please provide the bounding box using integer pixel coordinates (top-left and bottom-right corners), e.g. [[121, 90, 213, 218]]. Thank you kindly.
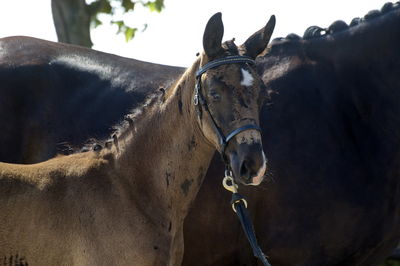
[[114, 66, 214, 226], [298, 20, 400, 174]]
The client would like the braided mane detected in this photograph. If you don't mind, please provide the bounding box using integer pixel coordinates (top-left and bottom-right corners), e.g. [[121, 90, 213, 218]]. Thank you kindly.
[[272, 1, 399, 41]]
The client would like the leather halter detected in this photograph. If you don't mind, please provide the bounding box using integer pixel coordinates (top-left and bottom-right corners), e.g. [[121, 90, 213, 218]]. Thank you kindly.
[[193, 55, 262, 160], [195, 56, 271, 266]]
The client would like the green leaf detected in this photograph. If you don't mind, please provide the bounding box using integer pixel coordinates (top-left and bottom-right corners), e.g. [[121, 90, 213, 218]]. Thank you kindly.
[[111, 20, 125, 34], [88, 0, 164, 42], [98, 0, 112, 14], [124, 27, 137, 42], [122, 0, 135, 12], [144, 0, 164, 12]]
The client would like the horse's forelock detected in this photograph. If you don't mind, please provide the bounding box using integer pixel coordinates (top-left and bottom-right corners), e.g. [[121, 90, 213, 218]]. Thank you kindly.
[[222, 39, 239, 56]]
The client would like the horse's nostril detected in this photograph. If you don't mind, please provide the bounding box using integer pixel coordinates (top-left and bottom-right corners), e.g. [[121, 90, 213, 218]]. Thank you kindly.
[[240, 159, 251, 180], [228, 146, 266, 185]]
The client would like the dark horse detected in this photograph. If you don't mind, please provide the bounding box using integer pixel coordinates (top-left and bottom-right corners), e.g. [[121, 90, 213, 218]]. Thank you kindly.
[[183, 2, 400, 265], [0, 2, 400, 265], [0, 36, 184, 164]]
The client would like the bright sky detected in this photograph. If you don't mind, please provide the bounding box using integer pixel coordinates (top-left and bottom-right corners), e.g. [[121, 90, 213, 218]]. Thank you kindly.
[[0, 0, 391, 67]]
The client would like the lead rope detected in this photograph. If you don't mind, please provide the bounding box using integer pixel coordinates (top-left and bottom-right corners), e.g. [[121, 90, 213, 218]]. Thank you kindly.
[[223, 169, 272, 266], [194, 55, 270, 264]]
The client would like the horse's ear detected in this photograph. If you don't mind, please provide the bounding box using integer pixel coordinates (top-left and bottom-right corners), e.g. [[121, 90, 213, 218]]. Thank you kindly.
[[203, 12, 224, 58], [243, 15, 276, 59]]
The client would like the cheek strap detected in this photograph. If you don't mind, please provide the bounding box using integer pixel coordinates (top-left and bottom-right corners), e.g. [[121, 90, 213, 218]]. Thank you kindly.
[[193, 56, 260, 162]]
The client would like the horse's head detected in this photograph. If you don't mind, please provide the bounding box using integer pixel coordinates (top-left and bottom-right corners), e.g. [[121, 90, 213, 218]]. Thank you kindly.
[[194, 13, 275, 185]]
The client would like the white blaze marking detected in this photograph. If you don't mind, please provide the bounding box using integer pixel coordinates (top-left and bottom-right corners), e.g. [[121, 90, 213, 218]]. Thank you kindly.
[[250, 151, 267, 186], [240, 68, 254, 87]]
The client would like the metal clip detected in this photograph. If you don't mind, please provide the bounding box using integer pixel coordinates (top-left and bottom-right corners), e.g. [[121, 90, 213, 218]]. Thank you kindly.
[[223, 170, 248, 212], [194, 83, 199, 105], [223, 170, 238, 193]]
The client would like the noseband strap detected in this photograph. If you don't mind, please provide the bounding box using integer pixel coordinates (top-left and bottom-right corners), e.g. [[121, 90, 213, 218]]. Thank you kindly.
[[225, 124, 261, 144], [194, 55, 261, 159]]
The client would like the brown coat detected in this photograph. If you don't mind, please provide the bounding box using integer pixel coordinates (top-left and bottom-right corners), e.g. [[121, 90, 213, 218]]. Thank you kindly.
[[0, 13, 274, 265]]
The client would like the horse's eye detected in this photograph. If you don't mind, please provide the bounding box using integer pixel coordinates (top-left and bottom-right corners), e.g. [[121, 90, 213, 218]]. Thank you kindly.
[[208, 90, 221, 102]]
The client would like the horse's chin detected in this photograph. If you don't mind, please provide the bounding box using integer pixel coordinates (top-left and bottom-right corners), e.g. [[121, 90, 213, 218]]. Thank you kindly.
[[245, 151, 267, 186], [249, 177, 264, 186], [236, 166, 267, 186]]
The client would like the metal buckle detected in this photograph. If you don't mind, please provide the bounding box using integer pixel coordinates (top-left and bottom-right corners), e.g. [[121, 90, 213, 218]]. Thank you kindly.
[[194, 83, 199, 105], [232, 198, 248, 212]]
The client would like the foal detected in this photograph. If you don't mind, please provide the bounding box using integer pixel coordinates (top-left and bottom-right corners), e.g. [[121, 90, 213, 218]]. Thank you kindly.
[[0, 13, 274, 265]]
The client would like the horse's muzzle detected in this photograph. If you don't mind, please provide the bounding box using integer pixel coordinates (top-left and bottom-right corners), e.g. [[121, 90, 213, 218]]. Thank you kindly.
[[227, 142, 267, 185]]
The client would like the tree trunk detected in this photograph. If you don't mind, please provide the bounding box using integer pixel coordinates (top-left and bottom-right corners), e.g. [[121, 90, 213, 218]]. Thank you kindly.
[[51, 0, 93, 47]]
